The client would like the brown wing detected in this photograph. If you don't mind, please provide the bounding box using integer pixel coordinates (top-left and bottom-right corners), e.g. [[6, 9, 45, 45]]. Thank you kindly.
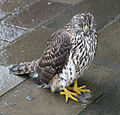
[[37, 29, 71, 84]]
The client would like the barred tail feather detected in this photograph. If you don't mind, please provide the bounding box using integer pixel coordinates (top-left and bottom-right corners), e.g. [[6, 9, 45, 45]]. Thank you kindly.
[[9, 60, 37, 75]]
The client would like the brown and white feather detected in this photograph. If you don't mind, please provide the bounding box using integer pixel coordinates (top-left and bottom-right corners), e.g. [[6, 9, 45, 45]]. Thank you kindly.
[[9, 13, 98, 93]]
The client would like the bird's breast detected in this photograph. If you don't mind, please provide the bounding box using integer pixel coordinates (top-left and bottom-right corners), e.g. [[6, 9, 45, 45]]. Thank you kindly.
[[71, 35, 97, 75]]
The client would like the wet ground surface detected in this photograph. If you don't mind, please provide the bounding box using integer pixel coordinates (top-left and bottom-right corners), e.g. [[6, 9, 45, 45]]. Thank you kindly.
[[3, 0, 71, 29], [0, 66, 25, 96], [79, 81, 120, 115], [0, 0, 120, 114]]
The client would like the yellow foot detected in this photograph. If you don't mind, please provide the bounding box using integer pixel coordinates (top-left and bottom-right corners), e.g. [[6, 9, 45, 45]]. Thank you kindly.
[[60, 88, 79, 103], [67, 80, 90, 94]]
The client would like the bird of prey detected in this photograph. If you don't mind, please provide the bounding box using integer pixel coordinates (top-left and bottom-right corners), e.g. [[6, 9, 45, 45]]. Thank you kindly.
[[9, 13, 98, 103]]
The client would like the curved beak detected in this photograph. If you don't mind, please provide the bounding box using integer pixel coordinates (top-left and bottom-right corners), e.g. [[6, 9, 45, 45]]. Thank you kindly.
[[84, 25, 89, 33]]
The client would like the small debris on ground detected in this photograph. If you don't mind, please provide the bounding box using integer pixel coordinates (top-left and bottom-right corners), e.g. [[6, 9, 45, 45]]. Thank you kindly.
[[26, 96, 35, 101]]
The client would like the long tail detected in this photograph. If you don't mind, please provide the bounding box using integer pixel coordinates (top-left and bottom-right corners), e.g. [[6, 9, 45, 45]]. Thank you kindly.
[[9, 60, 38, 75]]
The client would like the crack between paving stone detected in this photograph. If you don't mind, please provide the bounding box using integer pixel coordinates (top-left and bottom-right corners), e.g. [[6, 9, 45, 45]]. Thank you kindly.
[[36, 5, 73, 30], [0, 78, 28, 98], [78, 93, 104, 115], [0, 0, 43, 31], [98, 14, 120, 33], [0, 31, 32, 53], [94, 59, 120, 68], [50, 0, 84, 5], [1, 0, 74, 31], [79, 80, 120, 115]]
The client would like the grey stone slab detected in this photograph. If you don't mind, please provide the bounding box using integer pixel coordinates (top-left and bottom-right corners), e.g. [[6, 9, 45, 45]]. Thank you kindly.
[[0, 27, 55, 98], [2, 0, 71, 29], [0, 27, 55, 66], [0, 66, 25, 97], [0, 61, 120, 114], [0, 80, 84, 115], [0, 40, 9, 50], [44, 0, 120, 31], [79, 81, 120, 115], [96, 18, 120, 65], [0, 9, 6, 19], [0, 23, 28, 42], [0, 0, 36, 19], [78, 62, 120, 100]]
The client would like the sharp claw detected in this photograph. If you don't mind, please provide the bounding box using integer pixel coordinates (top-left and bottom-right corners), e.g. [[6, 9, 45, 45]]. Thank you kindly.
[[65, 100, 68, 103]]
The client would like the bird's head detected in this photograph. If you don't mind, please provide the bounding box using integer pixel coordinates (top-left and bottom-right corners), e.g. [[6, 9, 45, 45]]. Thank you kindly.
[[71, 13, 96, 34]]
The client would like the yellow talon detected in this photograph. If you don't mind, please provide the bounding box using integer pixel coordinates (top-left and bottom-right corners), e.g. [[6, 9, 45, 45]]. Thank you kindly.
[[60, 88, 79, 103], [67, 80, 90, 94]]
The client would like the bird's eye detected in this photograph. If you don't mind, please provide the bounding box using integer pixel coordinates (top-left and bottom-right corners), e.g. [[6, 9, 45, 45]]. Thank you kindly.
[[78, 24, 81, 27], [78, 24, 82, 28]]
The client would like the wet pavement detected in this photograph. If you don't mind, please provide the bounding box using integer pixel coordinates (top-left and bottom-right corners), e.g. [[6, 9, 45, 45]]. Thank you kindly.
[[0, 23, 28, 42], [0, 66, 25, 97], [0, 0, 120, 114], [79, 81, 120, 115], [0, 28, 55, 65], [44, 0, 120, 30], [3, 0, 71, 29], [0, 0, 35, 19]]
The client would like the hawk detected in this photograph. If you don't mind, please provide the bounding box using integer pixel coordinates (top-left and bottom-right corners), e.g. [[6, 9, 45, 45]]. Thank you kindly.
[[9, 13, 97, 103]]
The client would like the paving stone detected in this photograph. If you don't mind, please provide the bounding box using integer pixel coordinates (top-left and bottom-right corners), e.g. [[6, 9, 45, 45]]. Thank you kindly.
[[79, 81, 120, 115], [0, 40, 9, 50], [0, 27, 55, 66], [0, 66, 25, 97], [78, 62, 120, 100], [0, 27, 55, 98], [44, 0, 120, 31], [0, 60, 120, 114], [0, 9, 6, 19], [0, 23, 28, 42], [0, 80, 84, 115], [0, 0, 36, 19], [2, 0, 71, 29], [0, 0, 120, 114], [96, 18, 120, 65]]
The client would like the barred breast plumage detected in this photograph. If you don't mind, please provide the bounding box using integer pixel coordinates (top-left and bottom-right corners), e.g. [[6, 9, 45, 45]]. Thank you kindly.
[[9, 13, 98, 95]]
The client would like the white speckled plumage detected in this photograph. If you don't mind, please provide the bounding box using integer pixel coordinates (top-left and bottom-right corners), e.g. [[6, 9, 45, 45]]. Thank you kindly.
[[9, 13, 98, 94], [50, 13, 97, 92]]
